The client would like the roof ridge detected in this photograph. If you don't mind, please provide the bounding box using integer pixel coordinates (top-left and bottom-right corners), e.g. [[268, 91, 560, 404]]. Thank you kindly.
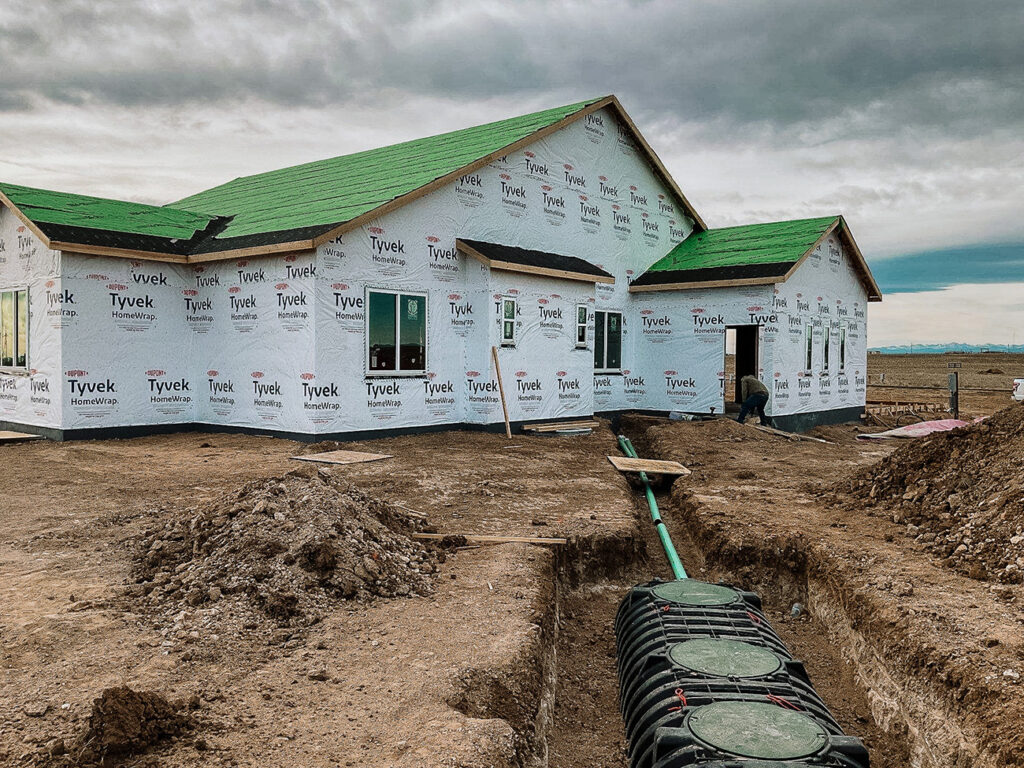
[[171, 96, 608, 208], [701, 215, 839, 233]]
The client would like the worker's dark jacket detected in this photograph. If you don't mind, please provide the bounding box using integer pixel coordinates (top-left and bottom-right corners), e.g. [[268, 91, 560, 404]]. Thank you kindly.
[[740, 376, 769, 401]]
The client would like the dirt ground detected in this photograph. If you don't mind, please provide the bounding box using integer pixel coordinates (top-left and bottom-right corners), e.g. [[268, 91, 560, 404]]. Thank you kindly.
[[3, 356, 1022, 767], [868, 352, 1024, 417]]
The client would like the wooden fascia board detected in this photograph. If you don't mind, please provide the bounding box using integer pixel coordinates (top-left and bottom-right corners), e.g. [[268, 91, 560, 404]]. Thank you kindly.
[[457, 240, 613, 284], [0, 192, 54, 248], [628, 275, 779, 292], [310, 96, 618, 249], [185, 240, 315, 263], [607, 95, 708, 232], [50, 241, 189, 264]]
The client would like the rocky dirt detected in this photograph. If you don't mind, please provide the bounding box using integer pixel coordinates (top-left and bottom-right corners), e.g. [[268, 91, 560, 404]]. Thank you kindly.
[[130, 464, 439, 638], [837, 404, 1024, 583]]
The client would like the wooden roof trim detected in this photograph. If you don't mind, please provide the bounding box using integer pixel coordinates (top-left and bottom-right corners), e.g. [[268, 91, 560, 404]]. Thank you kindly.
[[310, 97, 618, 249], [55, 245, 188, 264], [0, 191, 54, 249], [186, 240, 316, 263], [457, 240, 614, 284], [606, 95, 707, 232], [629, 275, 779, 292]]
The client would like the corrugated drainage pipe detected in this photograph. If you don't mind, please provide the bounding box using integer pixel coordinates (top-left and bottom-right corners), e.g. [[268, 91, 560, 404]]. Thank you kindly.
[[618, 435, 687, 580]]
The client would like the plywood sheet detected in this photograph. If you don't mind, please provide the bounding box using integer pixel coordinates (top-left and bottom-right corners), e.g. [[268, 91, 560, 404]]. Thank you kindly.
[[292, 450, 392, 465], [523, 419, 600, 432], [607, 455, 691, 476], [0, 431, 42, 443]]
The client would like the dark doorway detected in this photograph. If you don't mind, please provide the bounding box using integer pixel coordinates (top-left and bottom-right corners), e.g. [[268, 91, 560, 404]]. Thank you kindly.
[[727, 325, 760, 404]]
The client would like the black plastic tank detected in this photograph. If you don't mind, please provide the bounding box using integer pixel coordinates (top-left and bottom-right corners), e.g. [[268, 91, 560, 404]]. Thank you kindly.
[[616, 579, 869, 768]]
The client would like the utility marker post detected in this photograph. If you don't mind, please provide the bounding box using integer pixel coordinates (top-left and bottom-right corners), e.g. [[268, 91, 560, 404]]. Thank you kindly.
[[948, 362, 961, 419]]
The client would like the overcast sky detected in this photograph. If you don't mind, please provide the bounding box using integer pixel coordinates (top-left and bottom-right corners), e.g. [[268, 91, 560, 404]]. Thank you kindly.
[[1, 0, 1021, 345]]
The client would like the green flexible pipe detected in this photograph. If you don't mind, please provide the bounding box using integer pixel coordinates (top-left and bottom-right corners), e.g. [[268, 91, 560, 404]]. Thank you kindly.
[[618, 435, 688, 580]]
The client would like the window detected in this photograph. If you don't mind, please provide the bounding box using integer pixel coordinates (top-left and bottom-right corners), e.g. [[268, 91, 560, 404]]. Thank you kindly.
[[366, 289, 426, 374], [501, 296, 517, 346], [0, 288, 28, 369], [823, 325, 832, 372], [575, 304, 588, 348], [594, 310, 622, 372], [803, 323, 813, 373], [839, 324, 847, 371]]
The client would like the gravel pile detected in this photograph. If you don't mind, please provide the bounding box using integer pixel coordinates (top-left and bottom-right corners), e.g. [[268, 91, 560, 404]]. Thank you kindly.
[[128, 463, 439, 633], [839, 405, 1024, 582]]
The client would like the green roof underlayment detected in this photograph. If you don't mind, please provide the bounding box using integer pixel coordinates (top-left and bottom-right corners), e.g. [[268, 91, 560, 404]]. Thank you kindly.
[[631, 215, 840, 287], [172, 97, 606, 253], [0, 181, 224, 255]]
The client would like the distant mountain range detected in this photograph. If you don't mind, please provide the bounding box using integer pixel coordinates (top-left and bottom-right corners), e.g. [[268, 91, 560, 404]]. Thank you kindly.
[[869, 344, 1024, 355]]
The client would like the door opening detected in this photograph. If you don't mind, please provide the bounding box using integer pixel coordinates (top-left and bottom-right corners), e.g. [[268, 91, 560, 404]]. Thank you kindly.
[[724, 325, 760, 409]]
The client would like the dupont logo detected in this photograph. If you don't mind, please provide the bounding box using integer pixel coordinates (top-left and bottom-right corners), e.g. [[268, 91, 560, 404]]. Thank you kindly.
[[747, 306, 763, 312], [641, 309, 654, 316], [579, 194, 588, 201], [16, 225, 25, 233], [542, 184, 552, 192], [556, 371, 567, 378], [107, 283, 126, 291], [427, 372, 437, 380], [524, 150, 535, 158], [284, 254, 297, 262], [333, 283, 349, 290], [66, 369, 88, 377], [564, 163, 573, 170], [448, 293, 462, 301], [508, 288, 519, 295], [622, 370, 630, 376], [228, 286, 241, 294], [515, 370, 527, 378], [665, 370, 677, 376], [146, 369, 165, 376], [612, 204, 621, 210], [499, 173, 512, 181], [45, 280, 54, 288], [301, 372, 315, 381], [626, 270, 634, 277], [691, 308, 705, 314], [367, 226, 384, 235], [207, 370, 219, 376], [466, 371, 480, 378], [538, 298, 549, 305], [251, 371, 264, 379], [275, 283, 289, 290], [237, 260, 248, 267], [775, 372, 781, 378], [86, 274, 109, 281], [426, 235, 440, 243]]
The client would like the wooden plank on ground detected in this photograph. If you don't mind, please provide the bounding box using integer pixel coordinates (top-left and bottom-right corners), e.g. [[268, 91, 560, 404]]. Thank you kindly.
[[752, 425, 830, 444], [412, 533, 567, 546], [522, 419, 600, 432], [0, 430, 42, 443], [607, 455, 691, 476], [292, 450, 392, 465]]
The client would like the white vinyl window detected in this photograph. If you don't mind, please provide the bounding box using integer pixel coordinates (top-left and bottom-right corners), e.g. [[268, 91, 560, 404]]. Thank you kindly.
[[0, 288, 28, 370], [803, 323, 813, 373], [839, 324, 847, 371], [824, 325, 832, 372], [366, 289, 427, 375], [501, 296, 517, 346], [594, 310, 622, 373], [575, 304, 588, 348]]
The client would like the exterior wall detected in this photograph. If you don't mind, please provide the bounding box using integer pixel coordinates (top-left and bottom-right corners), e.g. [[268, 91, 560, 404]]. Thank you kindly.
[[0, 105, 868, 438], [0, 207, 62, 429], [311, 104, 694, 433], [765, 232, 869, 417]]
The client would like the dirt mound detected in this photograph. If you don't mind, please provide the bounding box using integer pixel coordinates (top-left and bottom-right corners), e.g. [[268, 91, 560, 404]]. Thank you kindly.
[[73, 687, 186, 764], [130, 463, 439, 631], [838, 404, 1024, 582]]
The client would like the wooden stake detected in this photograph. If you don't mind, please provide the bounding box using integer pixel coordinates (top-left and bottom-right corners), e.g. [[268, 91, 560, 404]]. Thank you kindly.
[[491, 346, 512, 439]]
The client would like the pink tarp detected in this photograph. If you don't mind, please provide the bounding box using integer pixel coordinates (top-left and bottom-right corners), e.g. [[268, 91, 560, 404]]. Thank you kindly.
[[857, 418, 984, 440]]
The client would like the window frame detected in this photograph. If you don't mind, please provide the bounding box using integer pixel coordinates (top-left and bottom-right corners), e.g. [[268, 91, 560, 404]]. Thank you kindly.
[[823, 322, 832, 373], [575, 304, 588, 349], [803, 322, 813, 374], [500, 295, 517, 347], [839, 323, 847, 372], [594, 310, 623, 374], [364, 287, 428, 377], [0, 286, 29, 373]]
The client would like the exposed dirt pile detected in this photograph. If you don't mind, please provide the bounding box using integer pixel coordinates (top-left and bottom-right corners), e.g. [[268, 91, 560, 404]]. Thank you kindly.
[[129, 463, 439, 630], [53, 687, 189, 766], [838, 404, 1024, 582]]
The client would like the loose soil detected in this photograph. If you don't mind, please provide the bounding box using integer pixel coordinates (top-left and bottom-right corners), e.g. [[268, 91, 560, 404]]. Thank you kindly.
[[837, 404, 1024, 584]]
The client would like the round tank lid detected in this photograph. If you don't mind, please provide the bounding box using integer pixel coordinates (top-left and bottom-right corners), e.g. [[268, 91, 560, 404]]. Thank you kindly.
[[669, 638, 783, 678], [651, 580, 740, 607], [687, 701, 829, 760]]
